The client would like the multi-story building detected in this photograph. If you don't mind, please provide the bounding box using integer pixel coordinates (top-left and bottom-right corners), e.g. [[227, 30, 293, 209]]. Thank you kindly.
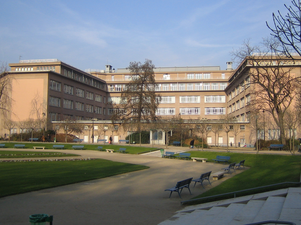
[[2, 57, 300, 146]]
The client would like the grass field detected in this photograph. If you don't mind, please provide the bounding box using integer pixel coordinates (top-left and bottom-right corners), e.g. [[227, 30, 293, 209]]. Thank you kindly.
[[187, 151, 301, 202], [0, 142, 158, 154], [0, 159, 148, 198]]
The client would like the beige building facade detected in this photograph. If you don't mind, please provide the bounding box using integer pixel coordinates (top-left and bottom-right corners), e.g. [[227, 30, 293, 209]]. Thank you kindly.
[[2, 57, 300, 146]]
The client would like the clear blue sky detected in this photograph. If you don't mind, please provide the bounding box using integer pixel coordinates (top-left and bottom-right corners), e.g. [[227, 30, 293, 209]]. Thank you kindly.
[[0, 0, 288, 71]]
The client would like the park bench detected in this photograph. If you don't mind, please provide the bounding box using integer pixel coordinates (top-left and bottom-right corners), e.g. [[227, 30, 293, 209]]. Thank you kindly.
[[163, 151, 175, 158], [33, 146, 45, 150], [73, 138, 83, 143], [53, 145, 65, 149], [164, 177, 193, 198], [117, 148, 126, 153], [223, 162, 236, 174], [235, 160, 245, 170], [0, 144, 6, 148], [192, 171, 212, 188], [119, 140, 129, 144], [97, 139, 107, 144], [176, 153, 191, 160], [268, 144, 284, 150], [212, 155, 231, 163], [97, 146, 103, 151], [172, 141, 181, 146], [191, 157, 207, 163], [72, 145, 84, 150], [14, 144, 25, 148], [212, 171, 226, 180], [28, 138, 39, 141], [106, 149, 114, 153]]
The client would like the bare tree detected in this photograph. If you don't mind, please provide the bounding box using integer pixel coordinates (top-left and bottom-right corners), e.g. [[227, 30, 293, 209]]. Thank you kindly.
[[232, 39, 301, 144], [267, 0, 301, 57], [284, 108, 300, 154], [211, 124, 220, 147], [0, 63, 12, 114], [113, 59, 161, 144], [60, 119, 84, 142], [3, 119, 16, 141]]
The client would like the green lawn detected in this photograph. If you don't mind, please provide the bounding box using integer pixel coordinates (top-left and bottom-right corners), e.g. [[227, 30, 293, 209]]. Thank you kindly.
[[185, 151, 301, 204], [0, 159, 148, 197], [0, 142, 158, 154]]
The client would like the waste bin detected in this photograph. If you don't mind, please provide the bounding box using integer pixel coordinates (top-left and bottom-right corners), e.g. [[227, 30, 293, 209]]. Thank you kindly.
[[160, 149, 164, 157], [29, 214, 53, 225]]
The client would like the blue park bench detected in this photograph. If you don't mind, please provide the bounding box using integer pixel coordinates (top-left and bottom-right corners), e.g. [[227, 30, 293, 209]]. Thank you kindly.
[[176, 153, 191, 160], [164, 177, 193, 198], [268, 144, 284, 150], [119, 140, 129, 144], [0, 144, 6, 148], [163, 151, 175, 158], [212, 155, 231, 163], [117, 148, 126, 153], [73, 138, 83, 143], [14, 144, 25, 148], [97, 146, 103, 151], [97, 139, 108, 144], [192, 171, 212, 188], [53, 145, 65, 149], [28, 138, 39, 141], [72, 145, 84, 150]]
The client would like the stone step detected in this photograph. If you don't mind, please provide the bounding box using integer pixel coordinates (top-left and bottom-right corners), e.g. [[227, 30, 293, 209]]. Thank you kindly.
[[252, 196, 285, 223], [230, 199, 266, 225], [278, 187, 301, 224]]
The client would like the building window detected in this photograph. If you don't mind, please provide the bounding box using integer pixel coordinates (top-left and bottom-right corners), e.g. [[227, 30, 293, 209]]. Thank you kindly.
[[156, 108, 175, 116], [246, 94, 251, 105], [75, 102, 84, 111], [187, 74, 194, 79], [95, 94, 102, 102], [180, 108, 200, 115], [179, 83, 185, 91], [220, 83, 227, 90], [163, 74, 170, 80], [64, 85, 73, 95], [221, 73, 225, 79], [115, 85, 122, 92], [108, 97, 121, 104], [203, 73, 211, 79], [159, 96, 175, 103], [86, 104, 94, 113], [212, 83, 219, 90], [240, 125, 245, 130], [170, 83, 178, 91], [49, 96, 61, 107], [205, 95, 226, 103], [95, 106, 102, 114], [86, 91, 94, 100], [205, 107, 226, 115], [187, 83, 193, 90], [76, 88, 85, 98], [195, 83, 203, 90], [180, 96, 200, 103], [63, 99, 73, 109], [203, 83, 210, 90], [163, 84, 169, 91], [195, 74, 202, 79], [155, 84, 161, 91], [49, 80, 61, 92]]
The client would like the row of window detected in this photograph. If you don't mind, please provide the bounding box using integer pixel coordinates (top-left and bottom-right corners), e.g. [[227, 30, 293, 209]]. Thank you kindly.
[[155, 107, 226, 116], [228, 76, 250, 100], [228, 94, 251, 113], [62, 68, 106, 90], [50, 80, 106, 103], [108, 95, 226, 105], [109, 83, 228, 92], [49, 96, 105, 114], [16, 66, 56, 72]]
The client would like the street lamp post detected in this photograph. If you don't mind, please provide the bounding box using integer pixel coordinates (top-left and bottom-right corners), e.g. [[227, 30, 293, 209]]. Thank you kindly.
[[91, 118, 97, 143]]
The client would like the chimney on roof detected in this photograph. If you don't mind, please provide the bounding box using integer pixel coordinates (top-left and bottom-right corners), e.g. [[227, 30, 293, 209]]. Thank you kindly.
[[226, 62, 233, 70], [105, 65, 112, 73]]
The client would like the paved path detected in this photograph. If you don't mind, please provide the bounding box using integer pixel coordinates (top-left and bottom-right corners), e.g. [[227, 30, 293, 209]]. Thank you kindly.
[[0, 148, 243, 225]]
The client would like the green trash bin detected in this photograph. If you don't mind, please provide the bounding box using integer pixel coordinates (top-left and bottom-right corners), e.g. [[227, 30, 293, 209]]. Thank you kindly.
[[160, 149, 164, 157], [29, 214, 53, 225]]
